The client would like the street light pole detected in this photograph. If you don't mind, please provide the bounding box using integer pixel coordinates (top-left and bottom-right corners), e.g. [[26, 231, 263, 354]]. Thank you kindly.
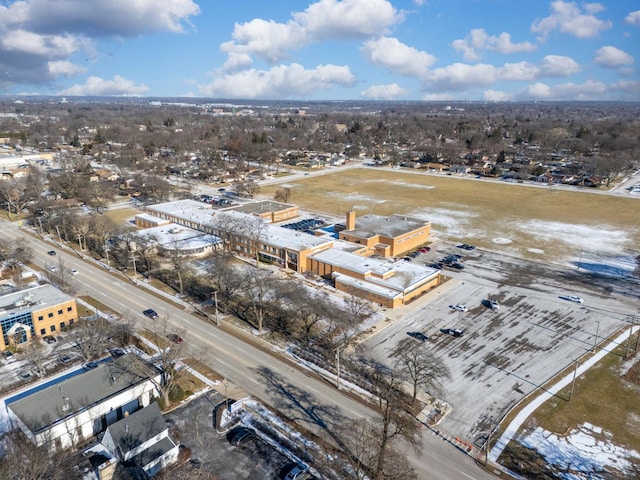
[[592, 321, 600, 352], [335, 344, 343, 390]]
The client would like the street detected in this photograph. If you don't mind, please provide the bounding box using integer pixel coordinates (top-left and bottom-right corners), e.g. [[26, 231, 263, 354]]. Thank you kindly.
[[0, 219, 500, 480]]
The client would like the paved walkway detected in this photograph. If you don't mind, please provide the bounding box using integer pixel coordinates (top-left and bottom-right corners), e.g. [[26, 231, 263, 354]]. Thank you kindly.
[[489, 324, 639, 463]]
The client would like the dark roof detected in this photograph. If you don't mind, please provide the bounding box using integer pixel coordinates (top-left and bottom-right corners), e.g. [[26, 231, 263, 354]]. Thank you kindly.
[[9, 354, 161, 432], [107, 402, 166, 456]]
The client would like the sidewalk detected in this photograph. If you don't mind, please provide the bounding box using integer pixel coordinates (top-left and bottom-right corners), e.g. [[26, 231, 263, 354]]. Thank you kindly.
[[488, 324, 640, 463]]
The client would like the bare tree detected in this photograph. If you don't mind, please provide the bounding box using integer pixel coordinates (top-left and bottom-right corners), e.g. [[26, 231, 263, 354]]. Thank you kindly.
[[22, 338, 49, 379], [396, 345, 451, 405], [0, 430, 81, 480], [71, 317, 113, 361], [242, 267, 277, 331], [274, 187, 291, 203]]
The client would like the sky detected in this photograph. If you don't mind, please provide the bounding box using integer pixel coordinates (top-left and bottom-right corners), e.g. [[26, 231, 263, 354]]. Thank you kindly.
[[0, 0, 638, 101]]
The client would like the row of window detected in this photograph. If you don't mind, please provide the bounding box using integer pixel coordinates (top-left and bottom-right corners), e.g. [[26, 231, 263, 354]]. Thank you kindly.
[[37, 306, 73, 321], [39, 318, 74, 335]]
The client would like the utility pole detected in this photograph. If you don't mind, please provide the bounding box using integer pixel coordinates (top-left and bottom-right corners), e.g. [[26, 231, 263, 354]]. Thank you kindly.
[[592, 321, 600, 352], [77, 234, 83, 251], [130, 255, 137, 279], [104, 242, 110, 265], [55, 225, 62, 244], [212, 290, 220, 326], [569, 359, 579, 402]]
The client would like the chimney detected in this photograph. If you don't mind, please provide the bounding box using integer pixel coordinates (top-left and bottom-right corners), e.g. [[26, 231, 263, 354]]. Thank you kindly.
[[346, 209, 356, 231]]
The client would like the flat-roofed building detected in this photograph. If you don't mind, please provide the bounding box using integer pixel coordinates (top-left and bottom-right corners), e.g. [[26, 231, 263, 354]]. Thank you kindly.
[[6, 354, 162, 451], [308, 248, 441, 308], [338, 209, 430, 258], [0, 285, 77, 351]]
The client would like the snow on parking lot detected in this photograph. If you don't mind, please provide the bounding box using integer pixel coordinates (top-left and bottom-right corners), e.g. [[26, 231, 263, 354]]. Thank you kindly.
[[363, 245, 638, 451]]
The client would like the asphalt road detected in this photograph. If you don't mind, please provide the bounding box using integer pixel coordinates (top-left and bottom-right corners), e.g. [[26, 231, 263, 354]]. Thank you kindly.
[[1, 220, 500, 480]]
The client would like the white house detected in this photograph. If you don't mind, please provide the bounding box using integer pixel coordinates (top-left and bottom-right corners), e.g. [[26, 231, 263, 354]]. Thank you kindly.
[[101, 402, 179, 477], [7, 354, 162, 451]]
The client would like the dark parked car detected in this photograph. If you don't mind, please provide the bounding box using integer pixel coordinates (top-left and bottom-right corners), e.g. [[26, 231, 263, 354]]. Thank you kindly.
[[47, 250, 56, 256], [59, 354, 73, 364], [227, 426, 255, 446], [83, 361, 99, 371], [280, 462, 310, 480], [110, 348, 126, 357], [166, 334, 183, 345], [407, 331, 429, 342], [441, 328, 464, 338], [143, 309, 159, 319], [43, 335, 57, 344]]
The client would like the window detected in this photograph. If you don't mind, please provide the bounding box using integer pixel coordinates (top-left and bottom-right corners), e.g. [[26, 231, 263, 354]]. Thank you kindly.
[[38, 315, 44, 321], [48, 313, 54, 318], [57, 309, 63, 315], [40, 328, 46, 335], [67, 307, 72, 312], [60, 322, 65, 329], [69, 319, 74, 325], [50, 325, 56, 332]]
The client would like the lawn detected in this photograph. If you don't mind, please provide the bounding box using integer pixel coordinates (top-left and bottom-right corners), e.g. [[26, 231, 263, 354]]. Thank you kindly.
[[259, 168, 640, 264], [104, 206, 139, 225]]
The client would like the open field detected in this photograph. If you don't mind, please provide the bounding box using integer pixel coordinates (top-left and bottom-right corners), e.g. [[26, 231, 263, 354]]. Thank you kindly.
[[259, 167, 640, 270]]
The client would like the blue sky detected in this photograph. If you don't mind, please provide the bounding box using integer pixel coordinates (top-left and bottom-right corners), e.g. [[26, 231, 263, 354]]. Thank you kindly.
[[0, 0, 638, 101]]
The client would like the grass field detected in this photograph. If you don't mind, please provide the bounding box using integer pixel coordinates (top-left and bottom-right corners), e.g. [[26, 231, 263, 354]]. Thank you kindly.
[[104, 206, 139, 225], [260, 168, 640, 266]]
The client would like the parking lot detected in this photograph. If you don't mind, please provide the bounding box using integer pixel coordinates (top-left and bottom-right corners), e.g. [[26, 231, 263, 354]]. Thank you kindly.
[[362, 242, 640, 447], [165, 391, 299, 479]]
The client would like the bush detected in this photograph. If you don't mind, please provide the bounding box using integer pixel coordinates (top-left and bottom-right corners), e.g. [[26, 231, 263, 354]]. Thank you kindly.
[[169, 384, 186, 403]]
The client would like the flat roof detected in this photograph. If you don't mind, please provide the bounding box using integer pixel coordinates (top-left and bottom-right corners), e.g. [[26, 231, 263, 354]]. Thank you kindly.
[[348, 213, 429, 239], [310, 249, 439, 293], [144, 202, 332, 253], [136, 223, 221, 251], [0, 284, 73, 322], [8, 354, 159, 432], [227, 200, 295, 216]]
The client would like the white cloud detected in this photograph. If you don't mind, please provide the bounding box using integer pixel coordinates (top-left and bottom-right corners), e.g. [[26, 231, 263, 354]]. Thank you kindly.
[[59, 75, 149, 96], [483, 89, 515, 102], [452, 28, 536, 62], [531, 1, 612, 40], [198, 63, 355, 99], [48, 60, 86, 76], [0, 0, 200, 36], [625, 10, 640, 26], [294, 0, 402, 41], [594, 46, 634, 68], [360, 83, 409, 100], [539, 55, 581, 76], [221, 0, 402, 64], [497, 55, 580, 81], [361, 36, 435, 76], [522, 79, 607, 100], [424, 63, 497, 91], [421, 92, 454, 101], [220, 19, 306, 63], [0, 29, 82, 57], [413, 0, 426, 5], [0, 0, 199, 90], [222, 52, 253, 72]]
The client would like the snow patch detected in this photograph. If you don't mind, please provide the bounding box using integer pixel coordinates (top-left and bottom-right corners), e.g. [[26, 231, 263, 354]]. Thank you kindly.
[[519, 425, 640, 479], [528, 248, 545, 254], [493, 237, 512, 245], [522, 220, 633, 254]]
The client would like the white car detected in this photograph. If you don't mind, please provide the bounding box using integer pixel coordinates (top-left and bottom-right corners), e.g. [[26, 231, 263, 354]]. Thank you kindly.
[[490, 299, 499, 310], [48, 265, 57, 272], [69, 269, 78, 275], [567, 295, 583, 303], [451, 304, 468, 312]]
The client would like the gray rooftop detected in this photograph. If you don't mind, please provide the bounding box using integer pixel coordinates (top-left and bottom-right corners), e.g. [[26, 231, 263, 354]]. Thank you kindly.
[[348, 213, 429, 239], [8, 354, 160, 432], [145, 201, 332, 253], [228, 200, 295, 215], [0, 284, 74, 322], [136, 223, 221, 252], [106, 402, 166, 455], [310, 249, 440, 294]]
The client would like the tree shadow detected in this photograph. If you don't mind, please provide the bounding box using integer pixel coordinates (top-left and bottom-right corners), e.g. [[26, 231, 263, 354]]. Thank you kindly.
[[254, 366, 346, 433]]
